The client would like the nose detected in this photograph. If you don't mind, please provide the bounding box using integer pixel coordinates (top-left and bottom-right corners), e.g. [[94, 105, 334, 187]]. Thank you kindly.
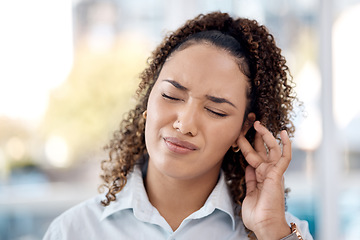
[[173, 103, 198, 136]]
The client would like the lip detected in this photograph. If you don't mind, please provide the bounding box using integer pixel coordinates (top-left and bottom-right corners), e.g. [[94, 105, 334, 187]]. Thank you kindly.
[[163, 137, 199, 154]]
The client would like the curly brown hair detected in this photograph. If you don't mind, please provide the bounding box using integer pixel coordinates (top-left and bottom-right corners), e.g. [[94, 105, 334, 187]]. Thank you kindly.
[[100, 11, 296, 235]]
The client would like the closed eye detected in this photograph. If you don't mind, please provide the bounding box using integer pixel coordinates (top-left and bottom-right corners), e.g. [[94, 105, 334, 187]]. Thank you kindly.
[[205, 108, 228, 117], [161, 93, 182, 101]]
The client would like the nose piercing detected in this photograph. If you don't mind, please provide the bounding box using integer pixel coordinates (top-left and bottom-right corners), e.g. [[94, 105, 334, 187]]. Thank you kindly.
[[174, 120, 180, 131], [174, 119, 195, 136]]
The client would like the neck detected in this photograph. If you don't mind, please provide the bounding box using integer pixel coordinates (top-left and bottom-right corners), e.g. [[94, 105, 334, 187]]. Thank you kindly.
[[144, 162, 221, 231]]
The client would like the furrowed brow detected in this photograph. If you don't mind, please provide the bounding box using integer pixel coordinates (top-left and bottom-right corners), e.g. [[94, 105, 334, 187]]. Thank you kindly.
[[206, 95, 237, 109], [163, 80, 188, 91]]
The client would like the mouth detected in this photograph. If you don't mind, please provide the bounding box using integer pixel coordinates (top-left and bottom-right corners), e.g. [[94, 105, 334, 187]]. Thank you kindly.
[[163, 137, 199, 153]]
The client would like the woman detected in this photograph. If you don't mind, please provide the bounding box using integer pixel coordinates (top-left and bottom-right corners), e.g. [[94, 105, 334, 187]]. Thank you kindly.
[[44, 12, 313, 240]]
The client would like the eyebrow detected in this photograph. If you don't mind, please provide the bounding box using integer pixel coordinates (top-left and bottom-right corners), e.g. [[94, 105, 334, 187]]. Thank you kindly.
[[163, 79, 237, 109], [163, 79, 188, 91], [206, 95, 237, 109]]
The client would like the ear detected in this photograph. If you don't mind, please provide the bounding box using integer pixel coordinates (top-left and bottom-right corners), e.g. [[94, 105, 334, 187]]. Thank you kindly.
[[232, 113, 256, 148]]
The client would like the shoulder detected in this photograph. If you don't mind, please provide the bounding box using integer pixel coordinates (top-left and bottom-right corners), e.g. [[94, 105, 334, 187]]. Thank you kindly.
[[43, 195, 105, 240], [56, 195, 105, 222]]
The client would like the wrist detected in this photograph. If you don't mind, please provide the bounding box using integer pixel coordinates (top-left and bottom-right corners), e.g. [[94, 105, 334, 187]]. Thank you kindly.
[[254, 221, 291, 240]]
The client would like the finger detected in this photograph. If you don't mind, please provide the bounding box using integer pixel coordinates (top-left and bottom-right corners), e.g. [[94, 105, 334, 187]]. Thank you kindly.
[[275, 130, 292, 173], [245, 165, 257, 196], [254, 131, 267, 159], [253, 121, 282, 161], [238, 134, 263, 168]]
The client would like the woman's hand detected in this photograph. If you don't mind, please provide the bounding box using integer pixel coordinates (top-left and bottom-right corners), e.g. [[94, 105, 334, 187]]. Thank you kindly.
[[238, 120, 292, 240]]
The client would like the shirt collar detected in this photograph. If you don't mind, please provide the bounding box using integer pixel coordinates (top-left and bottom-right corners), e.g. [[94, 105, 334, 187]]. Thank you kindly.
[[100, 165, 237, 230], [100, 165, 152, 221], [187, 170, 237, 230]]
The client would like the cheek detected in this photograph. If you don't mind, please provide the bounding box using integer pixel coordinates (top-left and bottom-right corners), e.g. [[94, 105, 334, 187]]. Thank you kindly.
[[147, 99, 164, 125], [145, 93, 171, 136], [206, 120, 243, 149]]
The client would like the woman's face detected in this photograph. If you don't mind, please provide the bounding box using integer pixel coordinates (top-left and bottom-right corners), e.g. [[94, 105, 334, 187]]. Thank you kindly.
[[145, 43, 249, 182]]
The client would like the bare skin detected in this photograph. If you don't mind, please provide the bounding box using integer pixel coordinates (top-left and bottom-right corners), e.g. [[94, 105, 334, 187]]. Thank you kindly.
[[145, 118, 292, 239], [144, 44, 247, 230], [144, 43, 292, 238], [145, 160, 221, 230], [239, 120, 292, 239]]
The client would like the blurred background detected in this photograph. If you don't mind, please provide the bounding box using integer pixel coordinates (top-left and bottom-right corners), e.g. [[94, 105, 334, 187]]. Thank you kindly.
[[0, 0, 359, 239]]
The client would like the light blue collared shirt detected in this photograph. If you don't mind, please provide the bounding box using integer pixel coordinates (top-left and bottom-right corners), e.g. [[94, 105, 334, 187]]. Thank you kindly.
[[43, 165, 313, 240]]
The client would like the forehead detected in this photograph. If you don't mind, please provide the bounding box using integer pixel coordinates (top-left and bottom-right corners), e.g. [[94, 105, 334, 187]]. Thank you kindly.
[[159, 43, 249, 94]]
